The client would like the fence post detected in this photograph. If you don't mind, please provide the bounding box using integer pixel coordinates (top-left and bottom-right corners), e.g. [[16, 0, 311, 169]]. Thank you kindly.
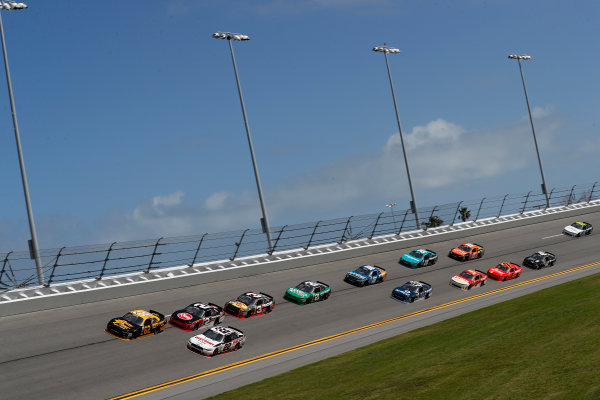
[[548, 188, 555, 205], [304, 221, 321, 250], [451, 201, 464, 226], [0, 251, 13, 286], [497, 194, 509, 218], [338, 216, 353, 244], [230, 229, 249, 261], [521, 191, 532, 214], [589, 182, 598, 202], [369, 212, 384, 239], [398, 209, 410, 234], [475, 197, 486, 221], [96, 242, 117, 280], [188, 233, 208, 267], [567, 185, 576, 205], [46, 247, 66, 287], [145, 238, 163, 273], [269, 225, 287, 255]]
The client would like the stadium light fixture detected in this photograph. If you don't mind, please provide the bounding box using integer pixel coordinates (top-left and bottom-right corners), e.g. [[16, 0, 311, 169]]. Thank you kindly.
[[508, 53, 550, 208], [0, 0, 44, 285], [212, 31, 274, 252], [373, 44, 421, 229]]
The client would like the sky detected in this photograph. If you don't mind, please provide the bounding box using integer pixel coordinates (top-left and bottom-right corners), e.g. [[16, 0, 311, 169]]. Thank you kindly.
[[0, 0, 599, 252]]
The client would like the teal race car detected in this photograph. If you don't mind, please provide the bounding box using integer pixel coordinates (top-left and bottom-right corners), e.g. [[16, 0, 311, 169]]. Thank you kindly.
[[399, 249, 438, 268], [284, 281, 331, 304]]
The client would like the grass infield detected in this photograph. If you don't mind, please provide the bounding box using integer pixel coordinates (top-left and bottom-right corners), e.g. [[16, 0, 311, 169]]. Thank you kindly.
[[208, 273, 600, 400]]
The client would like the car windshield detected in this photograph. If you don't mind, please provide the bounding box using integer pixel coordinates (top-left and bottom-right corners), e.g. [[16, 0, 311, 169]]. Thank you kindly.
[[121, 313, 143, 326], [460, 272, 474, 280], [296, 282, 315, 293], [402, 284, 417, 291], [184, 306, 205, 317], [409, 250, 423, 258], [496, 264, 510, 272], [237, 295, 258, 305], [356, 266, 372, 275], [203, 330, 224, 342], [458, 245, 471, 252]]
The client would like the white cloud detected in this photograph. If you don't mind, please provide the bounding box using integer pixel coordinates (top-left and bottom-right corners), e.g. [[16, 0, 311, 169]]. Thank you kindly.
[[205, 191, 230, 211], [22, 109, 560, 248]]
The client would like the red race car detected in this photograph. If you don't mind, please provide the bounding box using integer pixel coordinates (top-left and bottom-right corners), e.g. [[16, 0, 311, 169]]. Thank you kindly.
[[449, 269, 488, 290], [448, 243, 485, 261], [487, 262, 522, 281]]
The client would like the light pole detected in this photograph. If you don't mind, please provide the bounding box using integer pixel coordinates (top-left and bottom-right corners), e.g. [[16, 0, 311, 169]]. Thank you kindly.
[[385, 203, 397, 232], [373, 45, 421, 229], [212, 31, 274, 252], [508, 53, 550, 208], [0, 1, 45, 286]]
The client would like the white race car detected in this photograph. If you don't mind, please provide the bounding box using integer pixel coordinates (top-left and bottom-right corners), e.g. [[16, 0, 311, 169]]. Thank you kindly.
[[187, 326, 245, 356], [562, 221, 593, 237]]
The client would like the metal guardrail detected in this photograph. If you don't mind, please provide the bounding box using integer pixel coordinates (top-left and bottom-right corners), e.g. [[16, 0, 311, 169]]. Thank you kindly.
[[0, 182, 598, 291]]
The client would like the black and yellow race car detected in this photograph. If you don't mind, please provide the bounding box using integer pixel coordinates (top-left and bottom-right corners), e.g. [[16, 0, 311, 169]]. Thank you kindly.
[[105, 309, 167, 340]]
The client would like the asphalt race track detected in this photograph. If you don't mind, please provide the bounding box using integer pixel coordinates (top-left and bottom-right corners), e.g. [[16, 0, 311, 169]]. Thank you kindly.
[[1, 211, 599, 400]]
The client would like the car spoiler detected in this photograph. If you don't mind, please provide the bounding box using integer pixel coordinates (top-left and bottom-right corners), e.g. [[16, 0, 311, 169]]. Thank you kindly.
[[474, 269, 487, 275], [259, 292, 274, 301], [208, 302, 223, 310], [419, 281, 431, 287], [316, 281, 329, 286], [228, 326, 244, 334], [425, 249, 437, 254], [472, 243, 483, 249], [510, 262, 522, 267], [149, 310, 165, 319], [375, 265, 386, 271]]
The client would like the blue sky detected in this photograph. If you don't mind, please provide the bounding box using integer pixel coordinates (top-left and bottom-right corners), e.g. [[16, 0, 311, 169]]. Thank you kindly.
[[0, 0, 599, 252]]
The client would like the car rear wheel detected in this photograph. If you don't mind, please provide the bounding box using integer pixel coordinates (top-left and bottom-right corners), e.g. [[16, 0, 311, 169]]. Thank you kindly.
[[212, 349, 219, 356], [503, 276, 507, 281], [235, 343, 240, 351], [481, 280, 486, 286]]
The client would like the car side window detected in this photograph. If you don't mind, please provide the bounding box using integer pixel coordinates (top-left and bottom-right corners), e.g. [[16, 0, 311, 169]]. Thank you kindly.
[[257, 300, 263, 306], [144, 319, 152, 326]]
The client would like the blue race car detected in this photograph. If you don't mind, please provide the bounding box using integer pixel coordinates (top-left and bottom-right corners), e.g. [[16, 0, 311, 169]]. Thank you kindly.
[[399, 249, 438, 268], [391, 281, 433, 303], [343, 265, 387, 287]]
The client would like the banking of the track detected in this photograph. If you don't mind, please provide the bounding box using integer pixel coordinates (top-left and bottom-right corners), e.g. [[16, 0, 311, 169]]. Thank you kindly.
[[0, 210, 599, 400]]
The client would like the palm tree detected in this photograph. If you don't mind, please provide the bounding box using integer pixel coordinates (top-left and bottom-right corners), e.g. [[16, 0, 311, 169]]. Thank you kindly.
[[428, 216, 444, 228], [459, 207, 471, 222]]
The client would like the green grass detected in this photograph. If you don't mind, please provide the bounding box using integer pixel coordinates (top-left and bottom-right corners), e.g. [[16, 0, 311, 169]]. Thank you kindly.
[[208, 273, 600, 400]]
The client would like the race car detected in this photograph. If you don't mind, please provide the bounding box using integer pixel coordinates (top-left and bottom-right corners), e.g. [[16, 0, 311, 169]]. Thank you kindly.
[[450, 269, 487, 290], [487, 262, 522, 281], [284, 281, 331, 304], [344, 265, 387, 287], [187, 326, 245, 357], [399, 249, 438, 268], [169, 302, 225, 331], [391, 281, 432, 303], [563, 221, 593, 237], [224, 292, 275, 318], [448, 243, 485, 261], [105, 309, 167, 340], [523, 251, 557, 270]]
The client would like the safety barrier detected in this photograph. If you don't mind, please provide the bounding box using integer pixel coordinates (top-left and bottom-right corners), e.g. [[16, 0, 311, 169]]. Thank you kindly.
[[0, 182, 598, 292]]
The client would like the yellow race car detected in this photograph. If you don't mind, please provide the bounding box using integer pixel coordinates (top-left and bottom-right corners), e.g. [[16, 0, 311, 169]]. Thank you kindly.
[[105, 309, 167, 340]]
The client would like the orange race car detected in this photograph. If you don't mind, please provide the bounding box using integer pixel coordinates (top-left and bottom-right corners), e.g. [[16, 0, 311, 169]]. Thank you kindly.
[[487, 262, 522, 281], [448, 243, 484, 262]]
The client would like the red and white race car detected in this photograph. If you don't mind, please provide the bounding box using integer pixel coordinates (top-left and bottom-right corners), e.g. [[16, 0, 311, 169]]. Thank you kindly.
[[487, 262, 522, 281], [168, 302, 225, 331], [187, 326, 245, 357], [448, 243, 484, 261], [224, 292, 275, 318], [450, 269, 488, 290]]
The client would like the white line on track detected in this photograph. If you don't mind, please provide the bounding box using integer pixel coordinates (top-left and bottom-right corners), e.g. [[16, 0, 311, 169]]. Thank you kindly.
[[542, 234, 563, 239]]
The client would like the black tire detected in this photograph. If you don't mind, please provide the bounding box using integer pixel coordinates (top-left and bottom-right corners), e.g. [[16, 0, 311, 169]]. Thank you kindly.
[[410, 297, 415, 303], [193, 323, 200, 331], [467, 284, 472, 290], [235, 343, 240, 351], [550, 260, 555, 266], [266, 306, 272, 313], [323, 293, 330, 300], [425, 293, 430, 299], [503, 276, 507, 282], [245, 311, 251, 318], [360, 281, 366, 287], [432, 258, 437, 265], [481, 280, 486, 286], [212, 348, 219, 357]]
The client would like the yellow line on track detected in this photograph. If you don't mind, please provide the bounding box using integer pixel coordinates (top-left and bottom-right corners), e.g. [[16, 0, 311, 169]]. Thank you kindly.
[[109, 260, 600, 400]]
